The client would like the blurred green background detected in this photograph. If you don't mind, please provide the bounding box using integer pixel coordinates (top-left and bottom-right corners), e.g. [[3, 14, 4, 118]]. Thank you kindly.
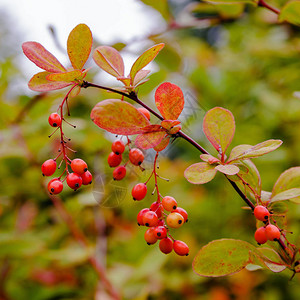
[[0, 0, 300, 299]]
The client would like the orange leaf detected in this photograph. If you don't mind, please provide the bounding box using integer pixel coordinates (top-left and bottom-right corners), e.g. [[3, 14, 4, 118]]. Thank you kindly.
[[135, 131, 166, 149], [47, 70, 83, 82], [141, 124, 162, 133], [155, 82, 184, 120], [67, 24, 93, 70], [22, 42, 66, 73], [154, 136, 170, 152], [91, 99, 150, 135]]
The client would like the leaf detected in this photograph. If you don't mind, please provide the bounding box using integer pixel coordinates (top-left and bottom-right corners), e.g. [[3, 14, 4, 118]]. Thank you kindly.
[[67, 24, 93, 70], [215, 164, 239, 175], [130, 43, 165, 82], [91, 99, 150, 135], [193, 239, 257, 277], [133, 69, 151, 86], [227, 140, 282, 162], [93, 46, 124, 78], [200, 154, 220, 164], [141, 124, 162, 133], [155, 82, 184, 120], [203, 107, 235, 155], [135, 131, 166, 149], [184, 162, 217, 184], [154, 136, 170, 152], [270, 188, 300, 203], [279, 1, 300, 26], [202, 0, 256, 3], [28, 72, 72, 92], [46, 70, 83, 82], [228, 144, 252, 162], [22, 42, 66, 73]]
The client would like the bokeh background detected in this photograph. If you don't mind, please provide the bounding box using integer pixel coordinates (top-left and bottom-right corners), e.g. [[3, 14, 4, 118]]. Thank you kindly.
[[0, 0, 300, 299]]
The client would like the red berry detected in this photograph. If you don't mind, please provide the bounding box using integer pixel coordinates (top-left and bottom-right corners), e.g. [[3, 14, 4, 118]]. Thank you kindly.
[[138, 107, 151, 121], [129, 148, 144, 166], [150, 201, 162, 218], [254, 205, 270, 221], [166, 212, 184, 228], [48, 113, 61, 127], [107, 152, 122, 168], [154, 226, 167, 239], [172, 207, 188, 223], [48, 178, 63, 195], [71, 158, 88, 175], [81, 170, 92, 185], [254, 227, 268, 245], [144, 228, 158, 245], [66, 173, 82, 190], [113, 166, 126, 181], [173, 240, 189, 256], [137, 208, 150, 226], [265, 224, 281, 241], [162, 196, 177, 212], [142, 211, 159, 227], [131, 183, 147, 201], [159, 237, 173, 254], [111, 140, 125, 155], [41, 159, 57, 176]]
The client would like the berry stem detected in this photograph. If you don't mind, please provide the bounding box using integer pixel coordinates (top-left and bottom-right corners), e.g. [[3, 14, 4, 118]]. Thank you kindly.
[[257, 0, 280, 15]]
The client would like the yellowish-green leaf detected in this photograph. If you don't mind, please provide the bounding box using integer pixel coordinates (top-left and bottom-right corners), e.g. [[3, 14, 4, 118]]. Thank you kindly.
[[270, 188, 300, 203], [228, 144, 252, 162], [215, 164, 239, 175], [200, 154, 220, 164], [279, 1, 300, 26], [184, 162, 217, 184], [46, 70, 83, 82], [202, 0, 257, 3]]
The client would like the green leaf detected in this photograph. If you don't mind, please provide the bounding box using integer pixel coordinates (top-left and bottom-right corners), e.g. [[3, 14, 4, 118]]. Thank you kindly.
[[155, 82, 184, 120], [22, 42, 66, 72], [202, 0, 256, 3], [130, 43, 165, 82], [228, 144, 252, 162], [271, 188, 300, 203], [279, 1, 300, 26], [193, 239, 257, 277], [200, 154, 220, 164], [184, 162, 217, 184], [227, 140, 282, 162], [28, 71, 72, 92], [93, 46, 125, 78], [46, 70, 83, 82], [203, 107, 235, 155], [271, 167, 300, 204], [139, 0, 171, 21], [135, 131, 166, 149], [215, 164, 239, 175], [90, 99, 150, 135], [67, 24, 93, 70]]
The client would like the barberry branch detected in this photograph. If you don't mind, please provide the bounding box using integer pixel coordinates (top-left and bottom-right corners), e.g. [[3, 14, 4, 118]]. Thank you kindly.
[[258, 0, 280, 15]]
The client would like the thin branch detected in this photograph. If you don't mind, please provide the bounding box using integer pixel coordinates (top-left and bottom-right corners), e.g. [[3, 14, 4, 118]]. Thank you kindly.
[[258, 0, 280, 15]]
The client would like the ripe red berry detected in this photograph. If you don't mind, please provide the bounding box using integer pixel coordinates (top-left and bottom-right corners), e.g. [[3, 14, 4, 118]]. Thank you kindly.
[[138, 107, 151, 121], [144, 228, 158, 245], [48, 178, 63, 195], [159, 237, 173, 254], [173, 240, 189, 256], [129, 148, 144, 166], [162, 196, 177, 212], [111, 140, 125, 155], [150, 201, 162, 218], [81, 170, 92, 185], [166, 212, 184, 228], [137, 208, 150, 226], [71, 158, 88, 175], [172, 207, 188, 223], [265, 224, 281, 241], [154, 226, 167, 239], [254, 227, 268, 245], [41, 159, 57, 176], [113, 166, 126, 181], [254, 205, 270, 221], [48, 113, 62, 127], [132, 183, 147, 201], [66, 173, 82, 190], [107, 152, 122, 168], [143, 211, 159, 227]]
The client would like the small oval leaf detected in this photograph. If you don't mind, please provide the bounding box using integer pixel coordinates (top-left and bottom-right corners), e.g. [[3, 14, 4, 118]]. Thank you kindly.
[[135, 131, 166, 149], [279, 1, 300, 26], [200, 154, 220, 164], [154, 136, 170, 152], [184, 162, 217, 184], [91, 99, 150, 135], [215, 164, 239, 175], [227, 144, 252, 162], [203, 107, 235, 155], [270, 188, 300, 203], [47, 70, 83, 82], [133, 69, 151, 86]]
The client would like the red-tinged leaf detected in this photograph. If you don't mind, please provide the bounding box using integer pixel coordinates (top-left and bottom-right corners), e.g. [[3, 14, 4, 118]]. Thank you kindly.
[[154, 136, 170, 152], [22, 42, 66, 73], [193, 239, 257, 277], [133, 69, 151, 86], [200, 154, 220, 164], [227, 140, 282, 162], [161, 120, 181, 130], [93, 46, 124, 78], [28, 72, 72, 92], [155, 82, 184, 120], [227, 144, 252, 162], [130, 43, 165, 82], [67, 24, 93, 70], [141, 124, 162, 133], [91, 99, 150, 135], [270, 188, 300, 203], [278, 1, 300, 26], [46, 70, 83, 82], [215, 164, 239, 175], [135, 131, 166, 149], [203, 107, 235, 155], [184, 162, 217, 184]]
